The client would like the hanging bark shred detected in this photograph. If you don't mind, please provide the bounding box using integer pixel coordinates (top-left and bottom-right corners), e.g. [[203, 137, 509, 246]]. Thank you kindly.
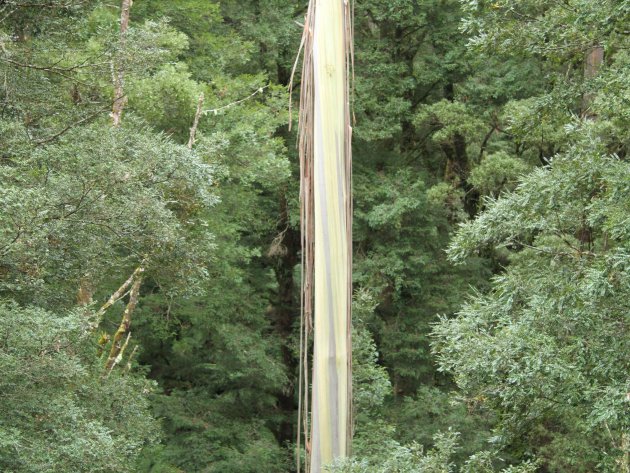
[[291, 2, 316, 470]]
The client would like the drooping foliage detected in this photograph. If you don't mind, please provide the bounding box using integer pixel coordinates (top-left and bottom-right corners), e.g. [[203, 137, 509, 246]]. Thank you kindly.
[[436, 136, 630, 471], [432, 0, 630, 471]]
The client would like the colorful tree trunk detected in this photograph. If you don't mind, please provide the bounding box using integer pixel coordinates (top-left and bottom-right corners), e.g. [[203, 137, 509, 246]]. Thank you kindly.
[[295, 0, 353, 471]]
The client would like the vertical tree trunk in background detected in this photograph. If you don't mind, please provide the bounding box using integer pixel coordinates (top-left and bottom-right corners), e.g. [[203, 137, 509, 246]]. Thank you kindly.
[[582, 45, 604, 119], [77, 276, 94, 306], [298, 0, 353, 471], [442, 83, 477, 216], [268, 193, 301, 446], [577, 45, 603, 248], [112, 0, 132, 127]]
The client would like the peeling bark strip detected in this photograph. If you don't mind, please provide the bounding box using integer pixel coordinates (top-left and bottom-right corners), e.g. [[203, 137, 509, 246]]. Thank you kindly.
[[111, 0, 132, 127], [104, 274, 142, 372], [294, 1, 316, 469], [296, 0, 353, 471]]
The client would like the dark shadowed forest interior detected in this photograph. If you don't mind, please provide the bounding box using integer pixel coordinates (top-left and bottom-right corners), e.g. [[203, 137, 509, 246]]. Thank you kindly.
[[0, 0, 628, 472]]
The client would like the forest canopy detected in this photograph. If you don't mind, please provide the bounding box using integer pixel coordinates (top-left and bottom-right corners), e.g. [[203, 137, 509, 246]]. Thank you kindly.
[[0, 0, 628, 472]]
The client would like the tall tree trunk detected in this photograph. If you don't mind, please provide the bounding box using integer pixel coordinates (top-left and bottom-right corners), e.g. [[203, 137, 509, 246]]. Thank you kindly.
[[297, 0, 353, 470], [267, 191, 301, 446], [111, 0, 132, 127], [577, 46, 603, 247], [442, 83, 478, 216]]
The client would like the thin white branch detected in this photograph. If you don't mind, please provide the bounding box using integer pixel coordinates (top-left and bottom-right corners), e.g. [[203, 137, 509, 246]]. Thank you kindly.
[[203, 85, 269, 116]]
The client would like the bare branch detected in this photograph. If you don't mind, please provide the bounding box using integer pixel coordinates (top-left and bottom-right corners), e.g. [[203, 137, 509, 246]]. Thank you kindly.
[[187, 92, 204, 149], [2, 57, 110, 73], [106, 332, 131, 376], [33, 105, 112, 146], [94, 266, 145, 326], [104, 273, 142, 372], [203, 85, 268, 116]]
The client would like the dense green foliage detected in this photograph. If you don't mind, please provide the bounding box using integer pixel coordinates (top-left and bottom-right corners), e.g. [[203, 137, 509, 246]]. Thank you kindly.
[[0, 302, 160, 473], [436, 136, 630, 471], [0, 0, 628, 471]]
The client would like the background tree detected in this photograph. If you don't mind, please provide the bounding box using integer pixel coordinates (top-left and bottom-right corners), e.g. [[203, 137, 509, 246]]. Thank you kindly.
[[434, 0, 630, 470], [0, 2, 216, 470]]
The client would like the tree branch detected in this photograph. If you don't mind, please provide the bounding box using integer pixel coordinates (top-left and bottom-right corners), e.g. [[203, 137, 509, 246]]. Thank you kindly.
[[104, 273, 142, 373], [187, 92, 204, 149]]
